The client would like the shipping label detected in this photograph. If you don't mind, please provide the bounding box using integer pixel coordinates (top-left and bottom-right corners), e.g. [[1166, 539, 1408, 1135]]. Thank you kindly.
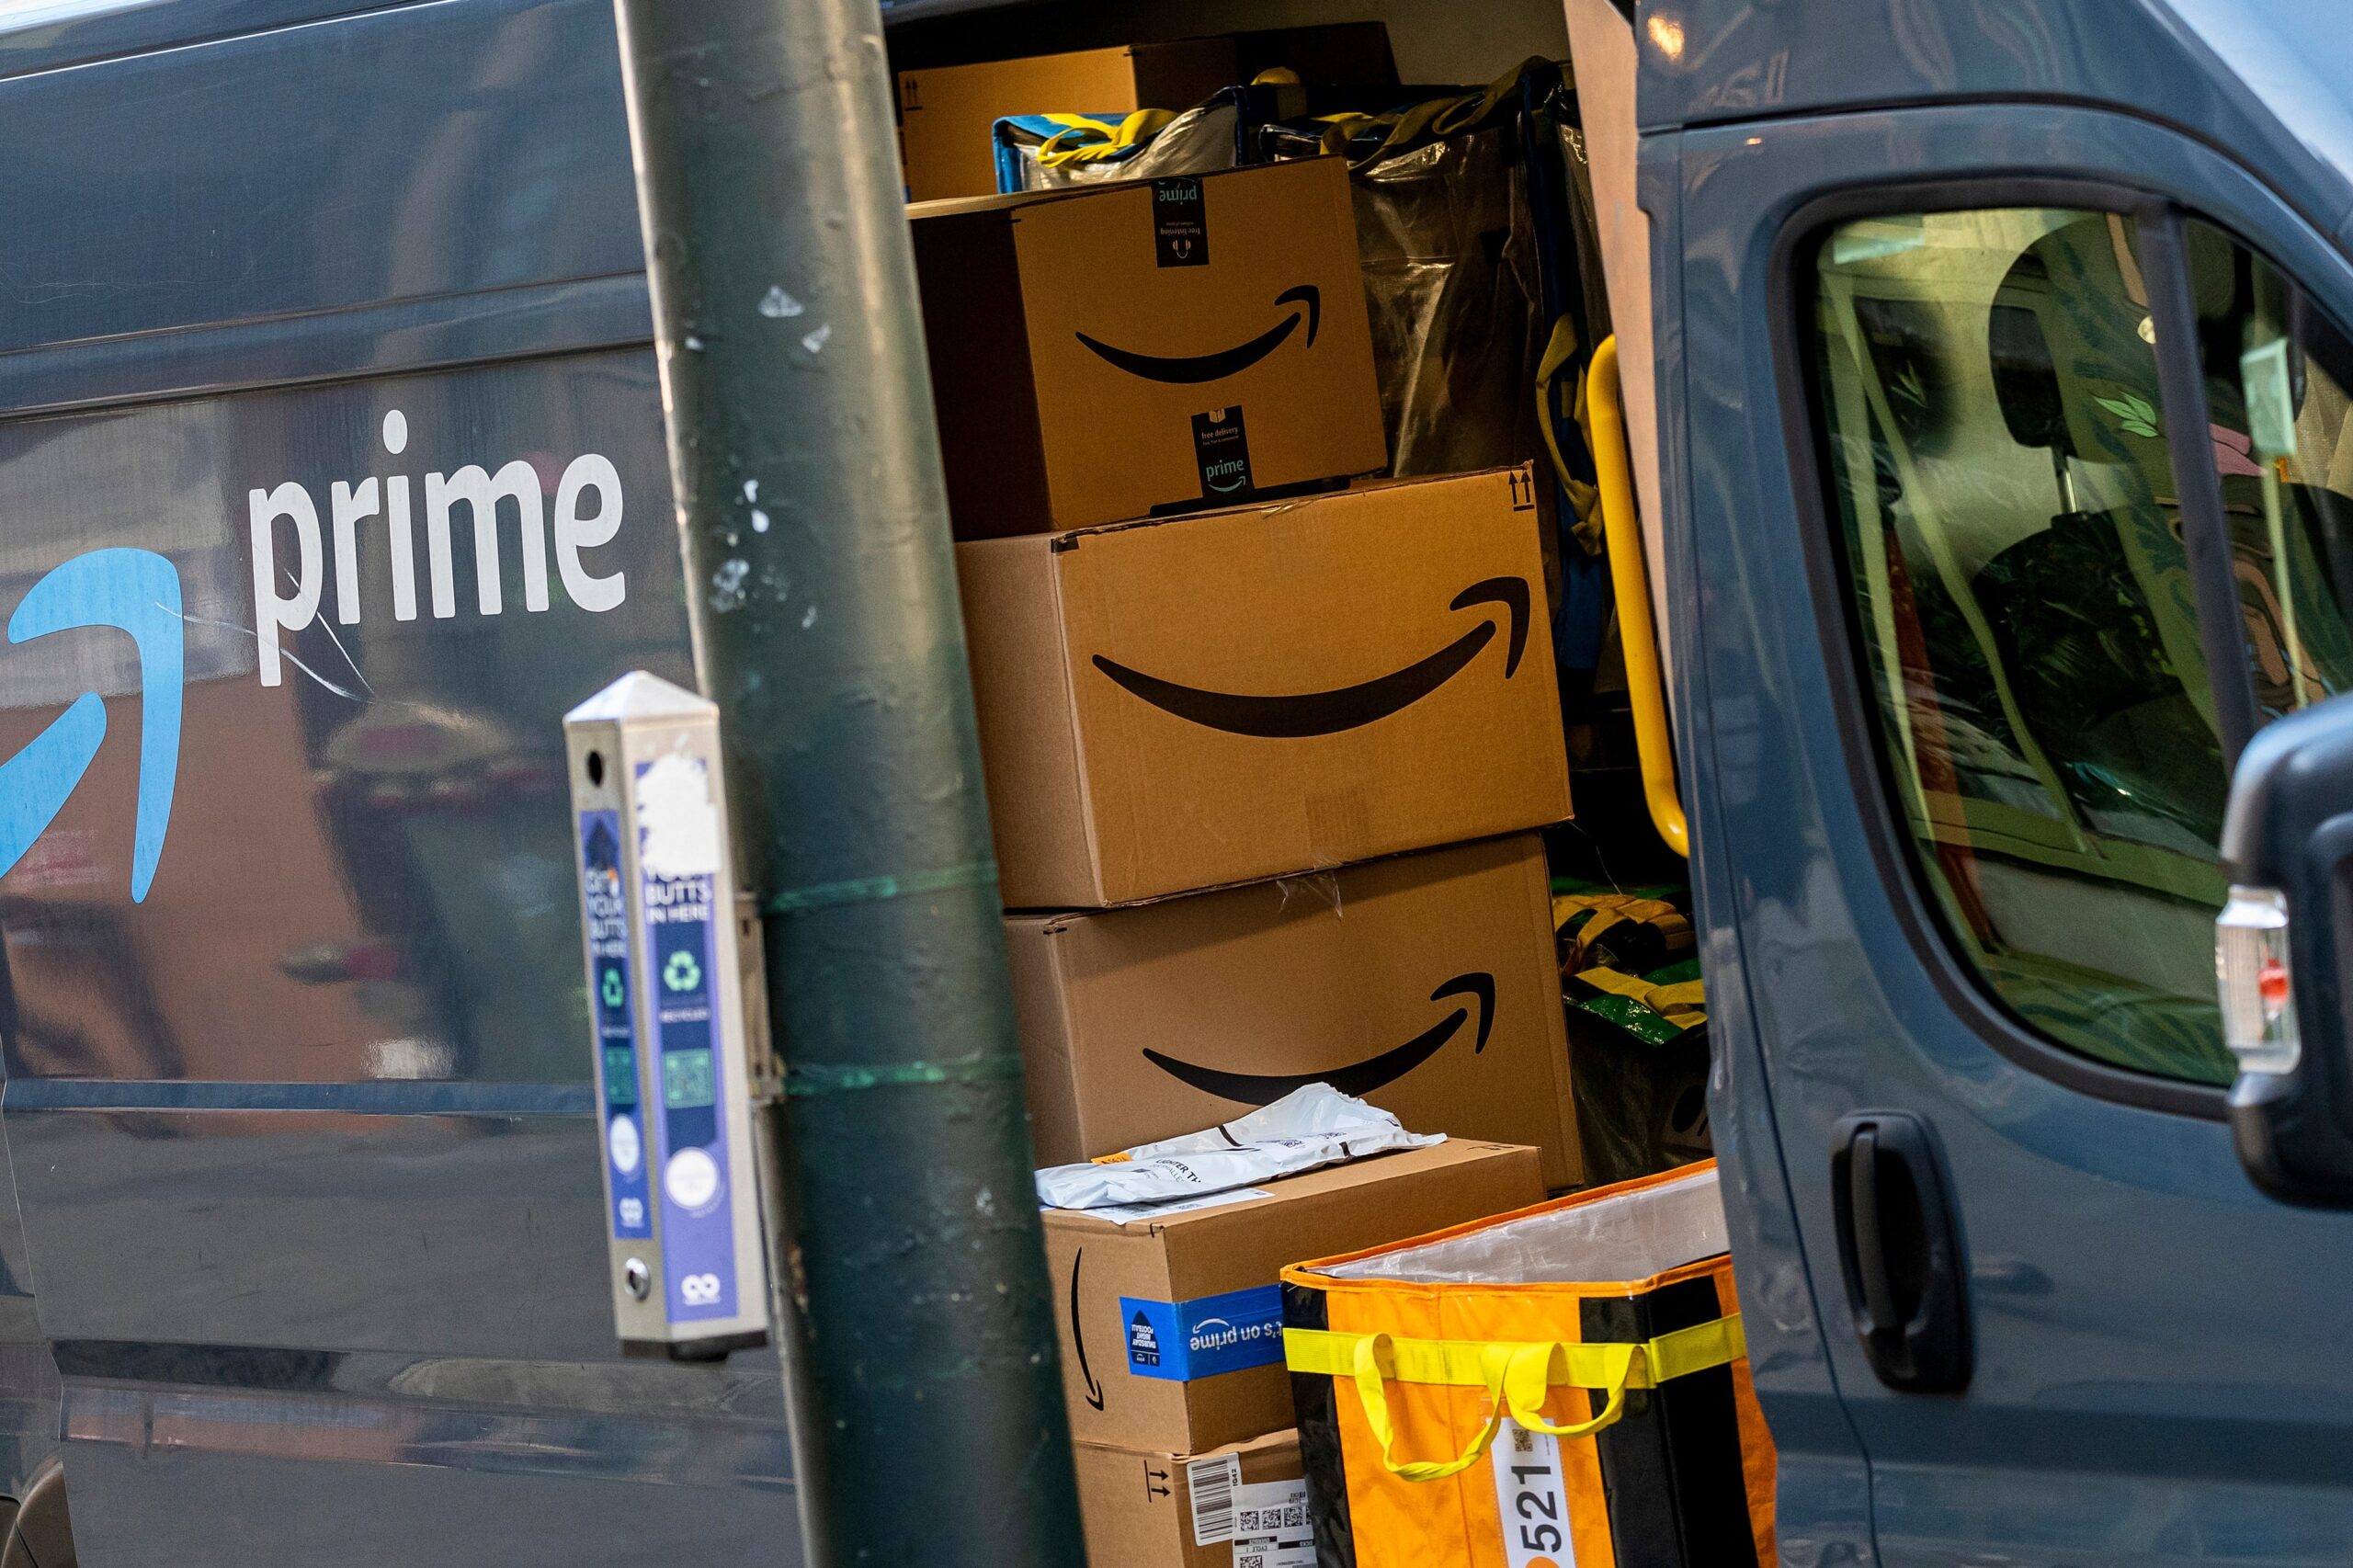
[[1491, 1416, 1574, 1567], [1153, 176, 1209, 267], [1230, 1477, 1313, 1568], [1188, 1452, 1241, 1545], [1193, 406, 1253, 499]]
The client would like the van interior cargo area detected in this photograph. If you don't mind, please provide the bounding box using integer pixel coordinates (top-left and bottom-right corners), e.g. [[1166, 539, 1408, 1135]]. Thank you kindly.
[[881, 5, 1736, 1559]]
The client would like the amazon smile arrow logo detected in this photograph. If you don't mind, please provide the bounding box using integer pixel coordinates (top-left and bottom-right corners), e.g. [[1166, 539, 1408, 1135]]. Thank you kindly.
[[1068, 1248, 1105, 1411], [1075, 285, 1321, 385], [1093, 577, 1529, 738], [0, 549, 184, 903], [1143, 972, 1495, 1103]]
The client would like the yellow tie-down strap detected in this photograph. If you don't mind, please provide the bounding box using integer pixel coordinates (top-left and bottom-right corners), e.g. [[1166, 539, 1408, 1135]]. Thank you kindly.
[[1035, 108, 1178, 167], [1284, 1314, 1745, 1483]]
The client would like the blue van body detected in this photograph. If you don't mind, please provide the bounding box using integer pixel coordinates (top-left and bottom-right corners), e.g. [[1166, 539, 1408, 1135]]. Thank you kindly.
[[0, 1, 806, 1561], [1651, 1, 2353, 1564], [4, 0, 2353, 1563]]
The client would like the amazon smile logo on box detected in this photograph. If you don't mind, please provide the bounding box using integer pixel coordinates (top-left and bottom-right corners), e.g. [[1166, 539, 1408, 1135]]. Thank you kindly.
[[1093, 576, 1529, 738], [1147, 973, 1495, 1103], [912, 157, 1386, 536], [960, 466, 1570, 906], [1077, 285, 1321, 384]]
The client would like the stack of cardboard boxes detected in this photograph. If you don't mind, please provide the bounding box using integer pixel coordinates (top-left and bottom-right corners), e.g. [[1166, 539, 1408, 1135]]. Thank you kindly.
[[911, 152, 1579, 1568], [895, 26, 1398, 202]]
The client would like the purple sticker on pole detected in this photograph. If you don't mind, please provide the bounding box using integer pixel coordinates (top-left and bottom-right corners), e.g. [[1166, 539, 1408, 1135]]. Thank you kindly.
[[579, 809, 651, 1240]]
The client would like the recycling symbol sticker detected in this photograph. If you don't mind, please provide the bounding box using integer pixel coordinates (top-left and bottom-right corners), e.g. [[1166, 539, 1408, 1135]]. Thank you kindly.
[[663, 949, 702, 994], [599, 966, 626, 1009]]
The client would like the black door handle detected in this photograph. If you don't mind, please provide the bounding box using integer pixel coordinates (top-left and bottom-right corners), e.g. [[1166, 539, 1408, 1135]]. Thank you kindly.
[[1831, 1111, 1972, 1392]]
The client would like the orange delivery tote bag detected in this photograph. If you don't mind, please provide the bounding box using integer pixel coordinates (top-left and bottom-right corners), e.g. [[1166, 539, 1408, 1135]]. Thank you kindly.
[[1280, 1159, 1776, 1568]]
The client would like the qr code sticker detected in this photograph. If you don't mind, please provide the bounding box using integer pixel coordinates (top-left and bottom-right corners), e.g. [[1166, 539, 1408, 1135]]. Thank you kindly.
[[1283, 1504, 1304, 1528], [1238, 1510, 1261, 1531], [1240, 1556, 1266, 1568]]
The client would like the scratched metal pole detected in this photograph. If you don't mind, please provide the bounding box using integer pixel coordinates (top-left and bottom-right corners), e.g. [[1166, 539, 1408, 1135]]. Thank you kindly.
[[608, 3, 1086, 1565]]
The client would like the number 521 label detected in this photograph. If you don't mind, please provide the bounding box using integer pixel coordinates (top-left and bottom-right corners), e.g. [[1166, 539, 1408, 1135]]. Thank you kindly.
[[1491, 1417, 1574, 1568]]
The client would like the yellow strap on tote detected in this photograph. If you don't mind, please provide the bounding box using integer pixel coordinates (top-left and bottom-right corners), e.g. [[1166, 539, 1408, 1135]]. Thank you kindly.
[[1287, 1315, 1745, 1482], [1035, 108, 1178, 168], [1348, 1334, 1517, 1482]]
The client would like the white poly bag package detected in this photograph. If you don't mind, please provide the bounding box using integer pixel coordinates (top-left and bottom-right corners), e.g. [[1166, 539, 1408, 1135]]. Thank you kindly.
[[1034, 1083, 1444, 1211]]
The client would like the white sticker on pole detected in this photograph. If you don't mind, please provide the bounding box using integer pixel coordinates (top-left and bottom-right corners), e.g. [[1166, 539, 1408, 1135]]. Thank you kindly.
[[634, 751, 740, 1326], [1492, 1417, 1574, 1568]]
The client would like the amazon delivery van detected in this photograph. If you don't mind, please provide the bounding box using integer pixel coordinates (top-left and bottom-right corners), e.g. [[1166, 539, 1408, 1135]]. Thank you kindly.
[[9, 0, 2353, 1565]]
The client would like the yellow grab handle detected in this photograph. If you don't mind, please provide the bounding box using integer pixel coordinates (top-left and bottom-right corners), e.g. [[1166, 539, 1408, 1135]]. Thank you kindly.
[[1502, 1340, 1639, 1440], [1290, 1317, 1747, 1482], [1587, 334, 1689, 858], [1349, 1333, 1513, 1482]]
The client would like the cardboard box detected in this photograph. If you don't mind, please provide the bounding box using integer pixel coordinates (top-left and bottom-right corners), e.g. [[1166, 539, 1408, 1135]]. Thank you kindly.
[[1074, 1429, 1313, 1568], [896, 27, 1396, 200], [1007, 834, 1582, 1188], [1044, 1140, 1542, 1452], [959, 467, 1574, 906], [911, 158, 1387, 538]]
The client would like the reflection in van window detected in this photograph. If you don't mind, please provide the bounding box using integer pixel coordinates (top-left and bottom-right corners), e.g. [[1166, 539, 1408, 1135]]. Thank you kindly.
[[1809, 209, 2239, 1086], [2189, 220, 2353, 723]]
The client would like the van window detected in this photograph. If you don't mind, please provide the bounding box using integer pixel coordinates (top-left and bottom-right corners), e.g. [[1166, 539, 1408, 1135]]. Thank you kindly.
[[1805, 208, 2236, 1086], [2186, 221, 2353, 723]]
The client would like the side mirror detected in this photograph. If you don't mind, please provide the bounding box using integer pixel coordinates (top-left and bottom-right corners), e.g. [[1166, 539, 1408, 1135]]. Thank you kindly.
[[2217, 693, 2353, 1204]]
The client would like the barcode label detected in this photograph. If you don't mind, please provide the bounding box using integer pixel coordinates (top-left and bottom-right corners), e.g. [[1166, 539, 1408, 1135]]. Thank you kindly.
[[1188, 1453, 1242, 1545], [1231, 1478, 1314, 1568]]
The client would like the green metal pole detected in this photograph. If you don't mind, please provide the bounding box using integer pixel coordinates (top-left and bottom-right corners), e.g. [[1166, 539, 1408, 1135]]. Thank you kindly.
[[608, 5, 1086, 1565]]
